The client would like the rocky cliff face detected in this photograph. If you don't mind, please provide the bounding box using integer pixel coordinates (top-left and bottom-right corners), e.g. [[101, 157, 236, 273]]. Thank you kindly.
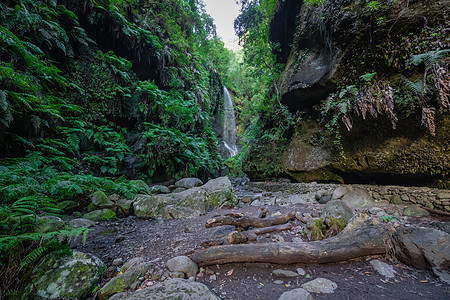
[[260, 0, 450, 187]]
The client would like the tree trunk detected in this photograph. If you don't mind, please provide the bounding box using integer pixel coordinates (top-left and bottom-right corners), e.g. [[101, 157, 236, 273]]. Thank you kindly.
[[191, 216, 393, 266]]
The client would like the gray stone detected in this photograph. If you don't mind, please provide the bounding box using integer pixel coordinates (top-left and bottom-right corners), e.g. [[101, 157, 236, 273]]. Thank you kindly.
[[403, 205, 430, 217], [27, 251, 104, 299], [108, 194, 121, 203], [113, 258, 124, 266], [272, 269, 299, 278], [331, 186, 349, 200], [134, 177, 235, 219], [166, 256, 198, 278], [341, 189, 374, 208], [110, 278, 220, 300], [390, 194, 403, 205], [274, 280, 284, 285], [69, 218, 95, 228], [318, 194, 332, 204], [209, 274, 217, 281], [368, 207, 386, 216], [99, 262, 153, 299], [322, 200, 353, 223], [297, 268, 306, 276], [84, 209, 117, 221], [251, 199, 262, 206], [151, 185, 171, 194], [122, 257, 145, 272], [92, 190, 115, 208], [292, 237, 303, 243], [175, 178, 203, 189], [116, 199, 134, 214], [172, 187, 187, 193], [370, 260, 396, 278], [279, 288, 313, 300], [301, 278, 337, 294], [391, 227, 450, 284]]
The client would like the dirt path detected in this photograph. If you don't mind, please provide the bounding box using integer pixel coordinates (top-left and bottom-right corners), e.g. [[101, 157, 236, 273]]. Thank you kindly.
[[72, 182, 450, 299]]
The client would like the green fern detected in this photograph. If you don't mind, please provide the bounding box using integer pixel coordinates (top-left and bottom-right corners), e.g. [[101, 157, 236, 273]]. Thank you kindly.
[[410, 49, 450, 67]]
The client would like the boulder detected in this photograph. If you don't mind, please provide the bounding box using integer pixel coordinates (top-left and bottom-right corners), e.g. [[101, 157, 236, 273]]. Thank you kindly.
[[151, 185, 171, 194], [26, 251, 104, 299], [99, 262, 153, 299], [391, 227, 450, 284], [341, 189, 374, 208], [175, 178, 203, 189], [130, 180, 152, 194], [301, 278, 337, 294], [166, 256, 198, 278], [331, 186, 349, 200], [91, 190, 114, 208], [83, 209, 117, 221], [279, 288, 313, 300], [390, 194, 403, 205], [321, 200, 353, 224], [133, 177, 235, 219], [403, 205, 430, 217], [109, 278, 220, 300], [69, 218, 95, 228], [37, 216, 65, 233]]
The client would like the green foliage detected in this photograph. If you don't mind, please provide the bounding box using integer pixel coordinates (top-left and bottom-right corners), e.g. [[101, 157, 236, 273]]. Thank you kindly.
[[143, 123, 220, 179]]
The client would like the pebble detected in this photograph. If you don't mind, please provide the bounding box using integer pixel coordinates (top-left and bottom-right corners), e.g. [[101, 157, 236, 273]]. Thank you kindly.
[[209, 274, 217, 281], [274, 280, 284, 285], [292, 237, 303, 243], [272, 269, 299, 278], [370, 260, 396, 278]]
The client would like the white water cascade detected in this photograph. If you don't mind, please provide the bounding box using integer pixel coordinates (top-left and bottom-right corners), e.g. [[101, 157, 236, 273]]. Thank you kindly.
[[222, 86, 238, 158]]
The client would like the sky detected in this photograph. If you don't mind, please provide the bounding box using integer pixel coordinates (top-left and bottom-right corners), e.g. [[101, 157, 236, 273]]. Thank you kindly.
[[203, 0, 241, 41]]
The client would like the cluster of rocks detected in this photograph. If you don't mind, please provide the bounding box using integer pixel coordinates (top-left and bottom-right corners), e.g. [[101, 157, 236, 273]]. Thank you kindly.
[[26, 177, 236, 299], [69, 176, 236, 224], [246, 182, 450, 212]]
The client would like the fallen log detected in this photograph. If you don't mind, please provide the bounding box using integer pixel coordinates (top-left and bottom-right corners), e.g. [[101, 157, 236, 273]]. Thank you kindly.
[[200, 223, 294, 248], [191, 215, 394, 266], [205, 211, 296, 230]]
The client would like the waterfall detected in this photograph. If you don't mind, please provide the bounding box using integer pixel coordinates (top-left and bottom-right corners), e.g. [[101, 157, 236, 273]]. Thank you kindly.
[[222, 86, 238, 158]]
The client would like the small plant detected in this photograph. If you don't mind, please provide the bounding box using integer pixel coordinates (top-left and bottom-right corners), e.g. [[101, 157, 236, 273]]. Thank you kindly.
[[380, 215, 395, 223]]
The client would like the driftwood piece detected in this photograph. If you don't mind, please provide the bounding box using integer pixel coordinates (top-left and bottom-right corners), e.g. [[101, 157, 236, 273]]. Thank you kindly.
[[191, 216, 393, 266], [201, 223, 294, 248], [205, 211, 296, 229]]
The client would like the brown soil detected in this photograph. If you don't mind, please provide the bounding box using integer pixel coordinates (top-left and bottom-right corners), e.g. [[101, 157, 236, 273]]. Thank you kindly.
[[72, 183, 450, 300]]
